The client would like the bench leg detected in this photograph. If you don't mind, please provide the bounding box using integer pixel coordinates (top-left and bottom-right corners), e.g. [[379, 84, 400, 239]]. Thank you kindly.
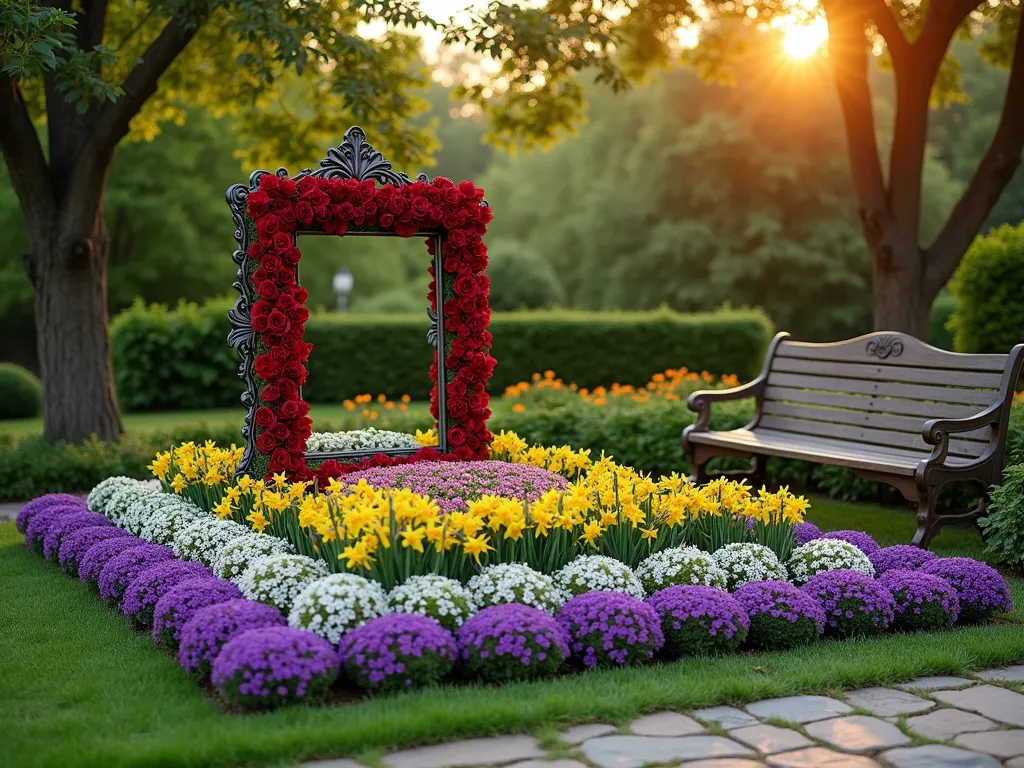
[[910, 487, 937, 548]]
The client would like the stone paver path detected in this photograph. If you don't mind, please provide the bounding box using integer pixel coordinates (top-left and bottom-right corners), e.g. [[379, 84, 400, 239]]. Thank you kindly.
[[298, 666, 1024, 768]]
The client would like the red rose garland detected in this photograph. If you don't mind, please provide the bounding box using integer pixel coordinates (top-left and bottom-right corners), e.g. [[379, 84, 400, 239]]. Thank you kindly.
[[245, 173, 495, 484]]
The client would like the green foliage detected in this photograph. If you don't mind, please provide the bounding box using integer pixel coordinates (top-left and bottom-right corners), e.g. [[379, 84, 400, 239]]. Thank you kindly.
[[486, 240, 566, 311], [0, 2, 75, 80], [0, 363, 41, 420], [980, 463, 1024, 570], [949, 222, 1024, 354], [928, 293, 956, 351]]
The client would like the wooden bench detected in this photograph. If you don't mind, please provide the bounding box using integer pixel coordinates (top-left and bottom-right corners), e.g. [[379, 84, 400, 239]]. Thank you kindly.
[[682, 331, 1023, 546]]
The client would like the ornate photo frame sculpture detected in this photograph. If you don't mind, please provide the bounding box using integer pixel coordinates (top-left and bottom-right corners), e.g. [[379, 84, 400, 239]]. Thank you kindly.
[[226, 127, 496, 481]]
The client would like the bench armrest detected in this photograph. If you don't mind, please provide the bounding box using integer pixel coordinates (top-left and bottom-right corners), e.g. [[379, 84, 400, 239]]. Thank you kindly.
[[686, 379, 765, 432], [921, 402, 1002, 464]]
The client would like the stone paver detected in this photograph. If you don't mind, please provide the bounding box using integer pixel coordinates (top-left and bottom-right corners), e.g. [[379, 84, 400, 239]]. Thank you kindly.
[[0, 502, 24, 520], [1007, 758, 1024, 768], [975, 665, 1024, 682], [895, 676, 976, 691], [694, 706, 760, 731], [557, 724, 617, 745], [381, 736, 544, 768], [903, 708, 997, 741], [578, 735, 753, 768], [507, 761, 588, 768], [729, 724, 812, 754], [302, 760, 365, 768], [629, 711, 704, 736], [803, 715, 910, 753], [745, 695, 852, 724], [932, 685, 1024, 727], [683, 760, 765, 767], [766, 747, 879, 767], [880, 744, 1001, 768], [953, 729, 1024, 758], [843, 687, 933, 717]]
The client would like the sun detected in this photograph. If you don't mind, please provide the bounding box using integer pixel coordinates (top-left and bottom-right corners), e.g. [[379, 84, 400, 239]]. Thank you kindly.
[[781, 18, 829, 59]]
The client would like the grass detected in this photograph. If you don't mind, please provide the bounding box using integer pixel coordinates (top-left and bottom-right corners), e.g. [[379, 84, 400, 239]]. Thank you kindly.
[[3, 501, 1024, 768]]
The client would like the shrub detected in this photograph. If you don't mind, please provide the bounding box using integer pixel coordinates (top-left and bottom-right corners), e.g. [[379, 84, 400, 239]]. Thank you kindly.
[[456, 603, 568, 683], [921, 557, 1013, 625], [486, 239, 566, 311], [15, 493, 83, 534], [554, 555, 646, 599], [179, 599, 286, 678], [23, 501, 87, 553], [800, 570, 895, 638], [646, 585, 749, 657], [387, 574, 477, 632], [0, 362, 41, 419], [97, 543, 175, 605], [41, 511, 111, 560], [339, 614, 457, 694], [712, 543, 788, 591], [821, 530, 880, 556], [211, 626, 338, 710], [878, 569, 960, 632], [287, 573, 389, 645], [980, 463, 1024, 570], [733, 580, 825, 650], [635, 547, 727, 593], [869, 545, 938, 575], [87, 476, 151, 520], [57, 526, 130, 577], [557, 591, 664, 669], [120, 561, 213, 628], [787, 539, 874, 586], [135, 495, 204, 545], [948, 222, 1024, 354], [792, 521, 823, 546], [467, 563, 565, 614], [77, 535, 148, 585], [238, 554, 330, 615], [152, 578, 243, 649], [213, 533, 294, 582], [928, 292, 956, 350], [172, 518, 250, 567]]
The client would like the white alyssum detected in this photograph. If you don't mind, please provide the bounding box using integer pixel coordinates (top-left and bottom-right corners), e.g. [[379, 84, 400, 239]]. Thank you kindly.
[[467, 563, 565, 614], [239, 554, 331, 615], [636, 547, 728, 593], [135, 494, 205, 544], [553, 555, 646, 599], [288, 573, 389, 644], [213, 533, 294, 581], [172, 518, 250, 567], [713, 543, 789, 592], [88, 477, 155, 524], [787, 539, 875, 585], [387, 574, 478, 631], [305, 428, 419, 454]]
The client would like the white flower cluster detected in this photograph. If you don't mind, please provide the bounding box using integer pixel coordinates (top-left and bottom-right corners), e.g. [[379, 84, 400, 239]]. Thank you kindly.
[[213, 533, 294, 581], [238, 554, 330, 615], [713, 543, 788, 591], [128, 493, 204, 544], [87, 477, 155, 524], [305, 428, 419, 453], [288, 573, 389, 644], [467, 563, 565, 614], [787, 539, 875, 585], [554, 555, 646, 599], [172, 518, 250, 567], [636, 547, 728, 593], [388, 574, 478, 631]]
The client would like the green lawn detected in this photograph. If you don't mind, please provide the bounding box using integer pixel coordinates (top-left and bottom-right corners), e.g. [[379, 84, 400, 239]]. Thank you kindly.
[[3, 502, 1024, 768]]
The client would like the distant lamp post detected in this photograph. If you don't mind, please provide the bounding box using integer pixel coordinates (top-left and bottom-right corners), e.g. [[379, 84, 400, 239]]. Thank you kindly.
[[333, 267, 354, 312]]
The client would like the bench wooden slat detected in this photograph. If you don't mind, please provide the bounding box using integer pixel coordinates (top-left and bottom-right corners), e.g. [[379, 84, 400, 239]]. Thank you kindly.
[[762, 386, 983, 420], [760, 401, 993, 442], [766, 371, 996, 406], [776, 336, 1008, 372], [770, 356, 1004, 389]]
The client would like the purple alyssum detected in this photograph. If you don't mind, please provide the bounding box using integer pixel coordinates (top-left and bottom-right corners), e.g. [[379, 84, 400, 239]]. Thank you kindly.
[[41, 511, 110, 560], [121, 560, 213, 628], [23, 502, 87, 553], [179, 598, 286, 678], [152, 578, 243, 649], [57, 526, 130, 576], [733, 580, 825, 650], [16, 493, 84, 534], [457, 603, 568, 683], [646, 585, 749, 658], [801, 569, 895, 638], [96, 543, 175, 605], [869, 545, 938, 575], [922, 557, 1013, 624], [793, 521, 823, 546], [340, 613, 457, 694], [878, 568, 960, 632], [557, 591, 664, 669], [78, 535, 148, 585], [821, 530, 881, 556]]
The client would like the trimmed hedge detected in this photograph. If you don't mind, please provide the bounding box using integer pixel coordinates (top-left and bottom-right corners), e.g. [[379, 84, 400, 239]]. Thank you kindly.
[[111, 300, 773, 410], [0, 363, 42, 420]]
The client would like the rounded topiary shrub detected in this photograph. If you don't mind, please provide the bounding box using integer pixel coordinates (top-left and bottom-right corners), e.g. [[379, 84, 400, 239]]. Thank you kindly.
[[78, 535, 148, 585], [467, 563, 564, 614], [787, 539, 874, 586], [457, 603, 568, 683], [212, 625, 338, 710], [869, 545, 938, 576], [23, 501, 88, 553], [712, 543, 788, 591], [213, 533, 294, 582], [793, 521, 823, 546], [238, 554, 330, 616], [800, 569, 895, 638], [636, 547, 728, 593], [172, 518, 250, 567], [554, 555, 646, 599], [339, 614, 457, 694], [821, 530, 880, 556], [0, 363, 41, 419], [387, 574, 477, 632], [16, 493, 83, 534], [87, 477, 153, 524], [287, 573, 389, 645], [57, 526, 129, 577], [179, 598, 286, 678], [41, 511, 110, 560], [733, 580, 825, 650], [922, 557, 1013, 624], [97, 543, 175, 605], [135, 495, 203, 545], [120, 560, 213, 628], [557, 591, 664, 669], [646, 585, 748, 657], [152, 578, 243, 650], [878, 569, 960, 632]]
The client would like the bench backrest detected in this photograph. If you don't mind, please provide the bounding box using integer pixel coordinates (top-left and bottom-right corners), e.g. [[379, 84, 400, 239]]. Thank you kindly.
[[757, 332, 1021, 461]]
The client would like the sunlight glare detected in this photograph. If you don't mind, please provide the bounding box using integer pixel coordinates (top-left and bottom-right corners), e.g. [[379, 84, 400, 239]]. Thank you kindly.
[[781, 18, 829, 60]]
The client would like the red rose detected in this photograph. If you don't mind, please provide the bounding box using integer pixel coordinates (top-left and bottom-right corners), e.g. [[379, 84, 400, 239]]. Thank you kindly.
[[280, 246, 302, 266], [256, 215, 280, 237], [448, 229, 467, 249], [298, 175, 317, 196], [454, 446, 474, 460], [295, 200, 314, 225], [449, 399, 469, 418], [443, 187, 461, 204], [278, 178, 297, 197], [259, 174, 280, 192], [279, 379, 298, 398], [280, 399, 301, 419], [248, 241, 266, 260], [283, 361, 306, 380], [272, 231, 292, 251], [247, 190, 270, 217], [254, 407, 277, 428], [261, 384, 281, 403], [254, 355, 282, 379], [267, 310, 290, 335], [411, 197, 431, 218], [380, 213, 395, 228], [447, 427, 467, 447], [469, 391, 489, 410], [279, 207, 296, 228], [447, 379, 468, 399], [285, 434, 305, 453], [272, 423, 290, 440], [270, 448, 291, 469], [256, 432, 276, 452], [313, 204, 330, 222], [256, 281, 278, 301], [262, 254, 282, 272]]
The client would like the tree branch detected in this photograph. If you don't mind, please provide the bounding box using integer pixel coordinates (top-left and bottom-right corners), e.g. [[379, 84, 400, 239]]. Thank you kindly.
[[0, 77, 54, 228], [925, 9, 1024, 296], [76, 0, 110, 52], [863, 0, 908, 67]]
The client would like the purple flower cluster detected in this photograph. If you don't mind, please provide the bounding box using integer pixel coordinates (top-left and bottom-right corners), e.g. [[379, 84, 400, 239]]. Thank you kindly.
[[23, 500, 88, 552], [346, 460, 567, 514], [922, 557, 1013, 625], [153, 578, 242, 649], [340, 614, 457, 694], [793, 521, 823, 546], [821, 530, 881, 556], [457, 603, 568, 683], [179, 599, 286, 678], [57, 526, 129, 576], [869, 545, 938, 575], [212, 625, 338, 710], [557, 592, 664, 669], [15, 493, 83, 534], [878, 569, 960, 632], [97, 543, 175, 605], [733, 580, 825, 650], [78, 535, 148, 585], [41, 511, 110, 560], [121, 560, 213, 628], [646, 586, 749, 658], [801, 570, 895, 638]]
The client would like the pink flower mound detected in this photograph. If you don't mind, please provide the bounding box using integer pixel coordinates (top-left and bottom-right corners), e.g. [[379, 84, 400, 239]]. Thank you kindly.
[[345, 460, 567, 513]]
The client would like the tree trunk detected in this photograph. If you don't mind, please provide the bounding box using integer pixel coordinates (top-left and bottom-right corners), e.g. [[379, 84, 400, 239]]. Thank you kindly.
[[869, 239, 932, 340], [27, 206, 123, 444]]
